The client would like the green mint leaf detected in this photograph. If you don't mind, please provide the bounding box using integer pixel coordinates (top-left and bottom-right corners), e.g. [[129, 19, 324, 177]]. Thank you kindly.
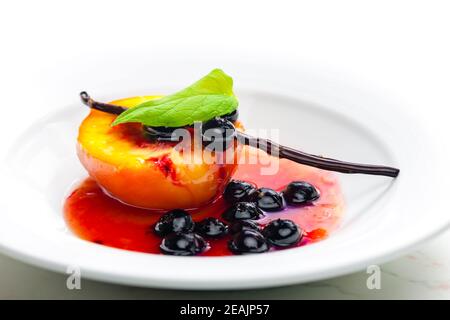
[[111, 69, 238, 127]]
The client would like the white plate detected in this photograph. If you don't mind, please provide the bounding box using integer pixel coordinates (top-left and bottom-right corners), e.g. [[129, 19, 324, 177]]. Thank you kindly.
[[0, 63, 449, 290]]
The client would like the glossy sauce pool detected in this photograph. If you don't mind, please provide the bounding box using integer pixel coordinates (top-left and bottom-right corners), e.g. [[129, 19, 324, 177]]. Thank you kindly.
[[64, 149, 345, 256]]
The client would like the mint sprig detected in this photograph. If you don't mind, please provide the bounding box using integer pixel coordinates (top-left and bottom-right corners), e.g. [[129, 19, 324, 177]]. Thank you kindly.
[[112, 69, 238, 127]]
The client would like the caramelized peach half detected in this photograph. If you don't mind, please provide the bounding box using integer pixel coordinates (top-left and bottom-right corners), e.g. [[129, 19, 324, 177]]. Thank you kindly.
[[77, 96, 240, 210]]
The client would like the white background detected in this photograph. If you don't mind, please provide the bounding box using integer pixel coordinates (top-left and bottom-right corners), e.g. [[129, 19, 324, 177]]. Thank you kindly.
[[1, 0, 450, 299]]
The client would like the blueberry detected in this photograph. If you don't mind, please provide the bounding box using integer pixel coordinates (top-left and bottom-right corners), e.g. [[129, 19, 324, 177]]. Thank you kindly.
[[228, 229, 270, 254], [195, 218, 228, 238], [250, 188, 285, 212], [222, 202, 264, 222], [154, 209, 195, 237], [223, 180, 256, 204], [160, 232, 207, 256], [228, 220, 261, 235], [262, 219, 302, 247], [283, 181, 320, 205], [202, 117, 236, 151], [221, 109, 239, 123]]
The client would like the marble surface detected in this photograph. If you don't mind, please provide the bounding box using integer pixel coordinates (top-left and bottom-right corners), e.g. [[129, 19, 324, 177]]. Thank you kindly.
[[1, 229, 449, 300]]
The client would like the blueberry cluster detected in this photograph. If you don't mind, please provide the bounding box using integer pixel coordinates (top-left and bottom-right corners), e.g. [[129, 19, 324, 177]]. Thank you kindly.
[[154, 209, 215, 256], [153, 209, 230, 256], [224, 179, 320, 209], [222, 180, 320, 254], [153, 179, 320, 256], [143, 110, 239, 151]]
